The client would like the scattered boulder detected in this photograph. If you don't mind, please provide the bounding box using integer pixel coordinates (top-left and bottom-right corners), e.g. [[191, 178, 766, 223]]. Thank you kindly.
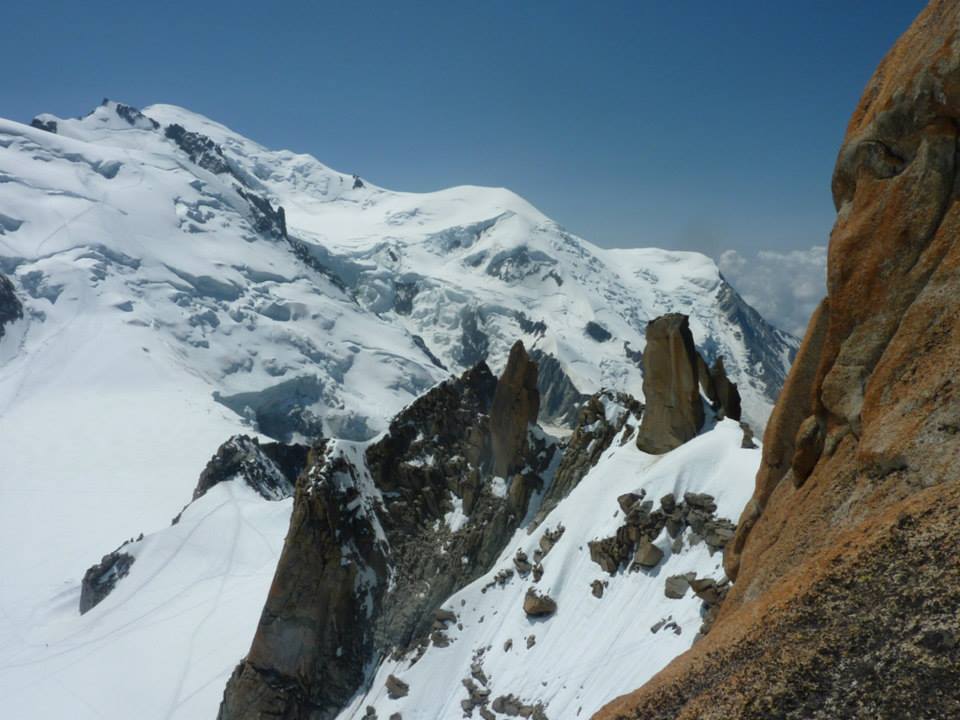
[[660, 492, 677, 514], [523, 589, 557, 617], [618, 492, 644, 513], [683, 492, 717, 513], [703, 518, 736, 550], [385, 675, 409, 699], [635, 314, 704, 454], [538, 525, 565, 557], [665, 574, 694, 599], [434, 608, 457, 625], [633, 539, 664, 568], [514, 550, 533, 575], [591, 580, 605, 598]]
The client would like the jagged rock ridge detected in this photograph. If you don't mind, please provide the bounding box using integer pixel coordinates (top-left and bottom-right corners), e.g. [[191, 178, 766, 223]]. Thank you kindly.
[[218, 344, 558, 719]]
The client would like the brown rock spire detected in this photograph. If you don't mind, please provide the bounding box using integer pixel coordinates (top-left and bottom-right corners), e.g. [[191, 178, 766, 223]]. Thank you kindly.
[[635, 313, 704, 454], [490, 340, 540, 478]]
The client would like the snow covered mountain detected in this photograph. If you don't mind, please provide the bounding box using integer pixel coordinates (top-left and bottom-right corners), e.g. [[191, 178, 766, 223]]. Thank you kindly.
[[0, 100, 792, 720]]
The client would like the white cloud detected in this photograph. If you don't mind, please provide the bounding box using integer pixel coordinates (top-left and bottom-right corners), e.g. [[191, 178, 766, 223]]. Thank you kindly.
[[718, 246, 827, 337]]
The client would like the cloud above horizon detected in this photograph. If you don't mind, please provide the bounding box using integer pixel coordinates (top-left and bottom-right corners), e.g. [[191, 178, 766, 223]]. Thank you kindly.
[[718, 246, 827, 338]]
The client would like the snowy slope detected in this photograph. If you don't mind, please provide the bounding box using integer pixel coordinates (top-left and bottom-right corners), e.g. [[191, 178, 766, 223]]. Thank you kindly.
[[0, 479, 291, 720]]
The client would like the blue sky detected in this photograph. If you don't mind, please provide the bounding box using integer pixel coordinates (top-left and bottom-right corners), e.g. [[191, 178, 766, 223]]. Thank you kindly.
[[4, 1, 924, 255]]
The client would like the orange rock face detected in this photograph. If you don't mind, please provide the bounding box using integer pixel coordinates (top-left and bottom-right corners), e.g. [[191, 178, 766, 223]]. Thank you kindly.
[[595, 2, 960, 717]]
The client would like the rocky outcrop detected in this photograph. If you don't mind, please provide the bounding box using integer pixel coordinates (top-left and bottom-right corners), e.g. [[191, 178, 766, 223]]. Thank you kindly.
[[0, 272, 23, 341], [490, 341, 540, 478], [635, 314, 704, 454], [192, 434, 309, 501], [588, 491, 735, 577], [164, 123, 232, 175], [596, 4, 960, 717], [219, 353, 559, 720], [79, 549, 135, 614]]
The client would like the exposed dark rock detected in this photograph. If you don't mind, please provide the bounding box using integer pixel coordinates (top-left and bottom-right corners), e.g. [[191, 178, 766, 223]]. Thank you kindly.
[[113, 101, 160, 129], [79, 550, 135, 614], [660, 493, 677, 514], [538, 525, 564, 557], [385, 675, 409, 699], [635, 314, 704, 454], [683, 492, 716, 513], [591, 579, 605, 598], [491, 694, 550, 719], [30, 117, 58, 133], [618, 492, 644, 514], [664, 574, 692, 599], [514, 549, 533, 576], [352, 174, 365, 189], [411, 334, 447, 370], [529, 349, 589, 427], [458, 306, 490, 367], [486, 245, 557, 283], [696, 354, 718, 406], [709, 357, 742, 421], [165, 123, 232, 175], [535, 390, 641, 523], [235, 186, 287, 240], [0, 273, 23, 341], [393, 280, 418, 315], [523, 589, 557, 617], [633, 539, 663, 568], [192, 434, 308, 502], [517, 311, 547, 336], [590, 491, 735, 576], [585, 321, 613, 342], [624, 341, 644, 367]]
